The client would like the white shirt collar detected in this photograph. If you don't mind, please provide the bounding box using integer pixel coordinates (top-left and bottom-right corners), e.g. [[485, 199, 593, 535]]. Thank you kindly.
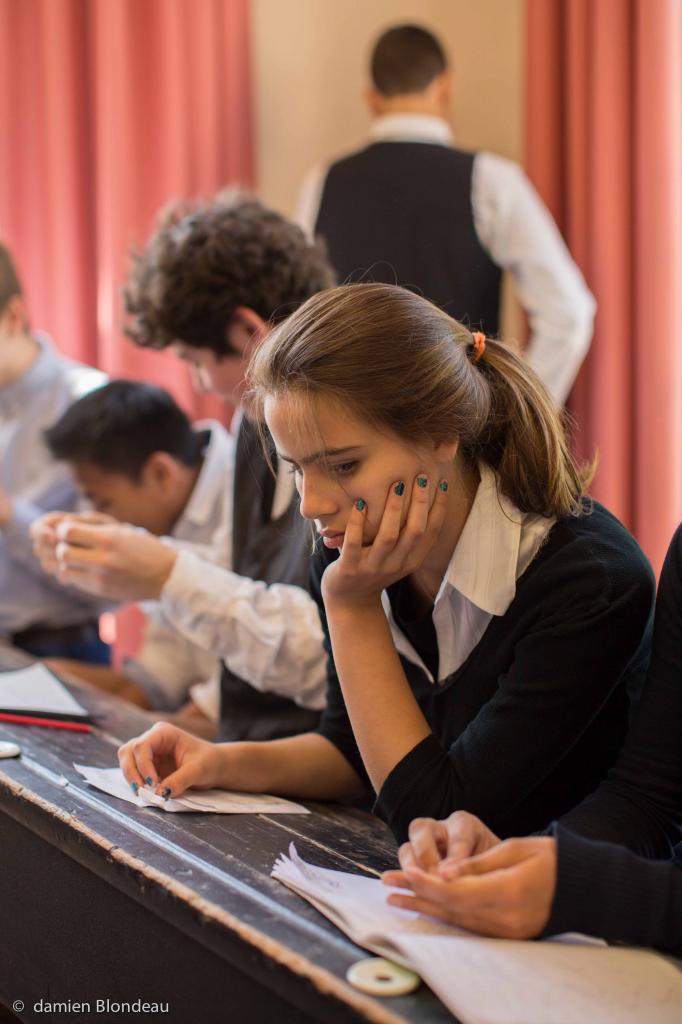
[[439, 463, 554, 616], [174, 421, 233, 530], [380, 463, 555, 684], [368, 113, 454, 147]]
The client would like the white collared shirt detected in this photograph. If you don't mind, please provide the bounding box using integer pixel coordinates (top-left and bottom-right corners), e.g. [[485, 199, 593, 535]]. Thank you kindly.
[[123, 420, 235, 712], [296, 113, 596, 406], [382, 464, 555, 683], [155, 420, 326, 715], [126, 418, 314, 718]]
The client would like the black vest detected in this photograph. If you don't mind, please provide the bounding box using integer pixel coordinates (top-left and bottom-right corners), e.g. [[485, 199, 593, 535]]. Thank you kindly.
[[218, 417, 321, 742], [315, 142, 501, 333]]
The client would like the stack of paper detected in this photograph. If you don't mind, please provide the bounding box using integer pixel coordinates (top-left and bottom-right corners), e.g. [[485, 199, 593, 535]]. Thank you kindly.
[[76, 764, 309, 815], [0, 663, 90, 720], [272, 844, 682, 1024]]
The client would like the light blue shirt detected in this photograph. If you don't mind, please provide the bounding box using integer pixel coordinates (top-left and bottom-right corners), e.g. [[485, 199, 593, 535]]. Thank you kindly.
[[0, 332, 106, 634]]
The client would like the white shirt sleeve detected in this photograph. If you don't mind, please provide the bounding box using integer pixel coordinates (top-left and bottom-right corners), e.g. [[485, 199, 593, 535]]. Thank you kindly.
[[159, 547, 327, 711], [294, 163, 329, 239], [123, 610, 219, 711], [188, 667, 221, 723], [472, 152, 596, 405]]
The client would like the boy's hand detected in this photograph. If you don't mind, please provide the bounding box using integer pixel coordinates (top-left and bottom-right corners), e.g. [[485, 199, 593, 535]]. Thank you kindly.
[[32, 511, 116, 574], [39, 519, 177, 601]]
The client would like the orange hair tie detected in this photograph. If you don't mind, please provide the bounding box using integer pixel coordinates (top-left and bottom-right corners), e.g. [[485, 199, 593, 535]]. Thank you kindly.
[[471, 330, 486, 364]]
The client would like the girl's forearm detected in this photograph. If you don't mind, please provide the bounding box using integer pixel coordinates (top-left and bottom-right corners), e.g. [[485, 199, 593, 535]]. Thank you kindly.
[[325, 601, 431, 792], [213, 731, 364, 800]]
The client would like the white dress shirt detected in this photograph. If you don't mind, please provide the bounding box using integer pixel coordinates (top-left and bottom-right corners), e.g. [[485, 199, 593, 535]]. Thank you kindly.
[[157, 425, 326, 713], [296, 114, 596, 405], [382, 462, 555, 684], [0, 333, 106, 633], [122, 421, 235, 713]]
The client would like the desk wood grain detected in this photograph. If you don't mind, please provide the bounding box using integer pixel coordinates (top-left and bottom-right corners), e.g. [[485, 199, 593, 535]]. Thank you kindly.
[[0, 648, 456, 1023]]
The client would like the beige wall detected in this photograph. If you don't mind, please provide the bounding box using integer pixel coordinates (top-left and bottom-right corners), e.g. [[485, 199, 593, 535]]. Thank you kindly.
[[251, 0, 525, 218]]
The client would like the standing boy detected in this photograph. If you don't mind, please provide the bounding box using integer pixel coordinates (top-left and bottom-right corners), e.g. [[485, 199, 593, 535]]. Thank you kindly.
[[297, 24, 595, 405]]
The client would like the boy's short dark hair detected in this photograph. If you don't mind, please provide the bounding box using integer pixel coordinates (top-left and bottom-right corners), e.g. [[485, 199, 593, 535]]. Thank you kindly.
[[124, 195, 335, 356], [45, 380, 206, 480], [370, 25, 448, 97], [0, 243, 23, 314]]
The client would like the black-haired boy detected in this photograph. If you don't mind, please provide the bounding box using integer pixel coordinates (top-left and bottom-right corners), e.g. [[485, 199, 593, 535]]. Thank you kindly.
[[44, 380, 234, 725]]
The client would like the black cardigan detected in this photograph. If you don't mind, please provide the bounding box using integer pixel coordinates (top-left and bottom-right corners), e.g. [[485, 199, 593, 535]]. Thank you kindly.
[[312, 502, 655, 842], [546, 525, 682, 954]]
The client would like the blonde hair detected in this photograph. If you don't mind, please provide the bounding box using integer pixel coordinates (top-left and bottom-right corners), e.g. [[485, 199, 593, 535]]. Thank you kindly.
[[248, 283, 593, 519]]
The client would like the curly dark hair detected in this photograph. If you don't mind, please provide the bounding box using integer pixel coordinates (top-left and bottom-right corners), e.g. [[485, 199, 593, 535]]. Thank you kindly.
[[124, 195, 335, 354]]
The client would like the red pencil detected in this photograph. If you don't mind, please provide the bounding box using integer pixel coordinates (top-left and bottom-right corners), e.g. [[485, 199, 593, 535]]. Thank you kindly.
[[0, 712, 91, 733]]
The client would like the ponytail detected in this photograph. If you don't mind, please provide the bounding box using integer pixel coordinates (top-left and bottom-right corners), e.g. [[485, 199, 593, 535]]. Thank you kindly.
[[468, 338, 593, 517]]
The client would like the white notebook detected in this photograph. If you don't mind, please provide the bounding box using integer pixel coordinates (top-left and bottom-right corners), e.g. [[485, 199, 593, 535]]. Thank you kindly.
[[0, 663, 89, 718], [272, 844, 682, 1024]]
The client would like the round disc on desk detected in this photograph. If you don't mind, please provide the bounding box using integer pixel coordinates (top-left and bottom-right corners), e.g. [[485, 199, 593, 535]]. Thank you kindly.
[[346, 957, 420, 996], [0, 741, 20, 759]]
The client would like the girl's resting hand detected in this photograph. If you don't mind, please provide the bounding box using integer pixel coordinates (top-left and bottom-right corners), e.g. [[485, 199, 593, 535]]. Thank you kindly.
[[321, 473, 449, 609], [118, 722, 224, 799]]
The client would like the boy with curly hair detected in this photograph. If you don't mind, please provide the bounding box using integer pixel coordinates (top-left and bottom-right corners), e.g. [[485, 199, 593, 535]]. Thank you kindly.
[[34, 196, 336, 742]]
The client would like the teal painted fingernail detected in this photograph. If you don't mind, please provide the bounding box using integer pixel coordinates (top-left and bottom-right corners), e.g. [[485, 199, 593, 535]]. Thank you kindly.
[[355, 499, 366, 511], [145, 776, 153, 786], [131, 782, 138, 795], [439, 480, 449, 492], [394, 482, 405, 496], [417, 476, 428, 488], [162, 787, 171, 800]]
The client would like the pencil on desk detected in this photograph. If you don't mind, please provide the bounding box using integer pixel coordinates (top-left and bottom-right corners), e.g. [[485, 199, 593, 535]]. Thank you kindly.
[[0, 712, 91, 733]]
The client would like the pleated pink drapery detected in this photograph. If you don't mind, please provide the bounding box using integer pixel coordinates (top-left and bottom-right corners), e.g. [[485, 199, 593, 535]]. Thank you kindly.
[[0, 0, 253, 658], [0, 0, 253, 416], [526, 0, 682, 574]]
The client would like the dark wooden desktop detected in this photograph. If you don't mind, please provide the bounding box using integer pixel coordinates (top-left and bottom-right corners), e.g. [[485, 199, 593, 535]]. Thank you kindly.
[[0, 645, 454, 1024]]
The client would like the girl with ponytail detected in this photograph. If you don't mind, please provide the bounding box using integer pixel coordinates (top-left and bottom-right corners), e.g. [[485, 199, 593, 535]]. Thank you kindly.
[[119, 284, 654, 844]]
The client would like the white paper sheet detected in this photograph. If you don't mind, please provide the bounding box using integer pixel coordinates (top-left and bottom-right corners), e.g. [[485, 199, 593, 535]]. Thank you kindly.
[[388, 933, 682, 1024], [272, 844, 682, 1024], [0, 663, 89, 716], [75, 764, 309, 814], [272, 842, 465, 960]]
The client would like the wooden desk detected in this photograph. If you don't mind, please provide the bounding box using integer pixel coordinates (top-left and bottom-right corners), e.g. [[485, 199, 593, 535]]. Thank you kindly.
[[0, 647, 454, 1024]]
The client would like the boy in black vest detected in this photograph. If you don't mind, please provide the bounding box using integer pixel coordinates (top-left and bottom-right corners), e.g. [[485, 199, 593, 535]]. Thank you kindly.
[[297, 24, 595, 406], [33, 197, 335, 742]]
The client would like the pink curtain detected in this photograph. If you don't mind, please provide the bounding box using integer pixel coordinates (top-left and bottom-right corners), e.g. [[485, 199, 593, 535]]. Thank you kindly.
[[526, 0, 682, 574], [0, 0, 253, 659], [0, 0, 253, 417]]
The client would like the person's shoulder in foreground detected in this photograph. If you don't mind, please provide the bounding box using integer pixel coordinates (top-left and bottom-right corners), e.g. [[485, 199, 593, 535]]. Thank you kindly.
[[547, 523, 682, 951], [546, 823, 682, 954], [384, 526, 681, 954]]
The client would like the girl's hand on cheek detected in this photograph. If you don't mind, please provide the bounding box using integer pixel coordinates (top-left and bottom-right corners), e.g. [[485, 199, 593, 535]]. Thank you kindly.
[[321, 473, 449, 609]]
